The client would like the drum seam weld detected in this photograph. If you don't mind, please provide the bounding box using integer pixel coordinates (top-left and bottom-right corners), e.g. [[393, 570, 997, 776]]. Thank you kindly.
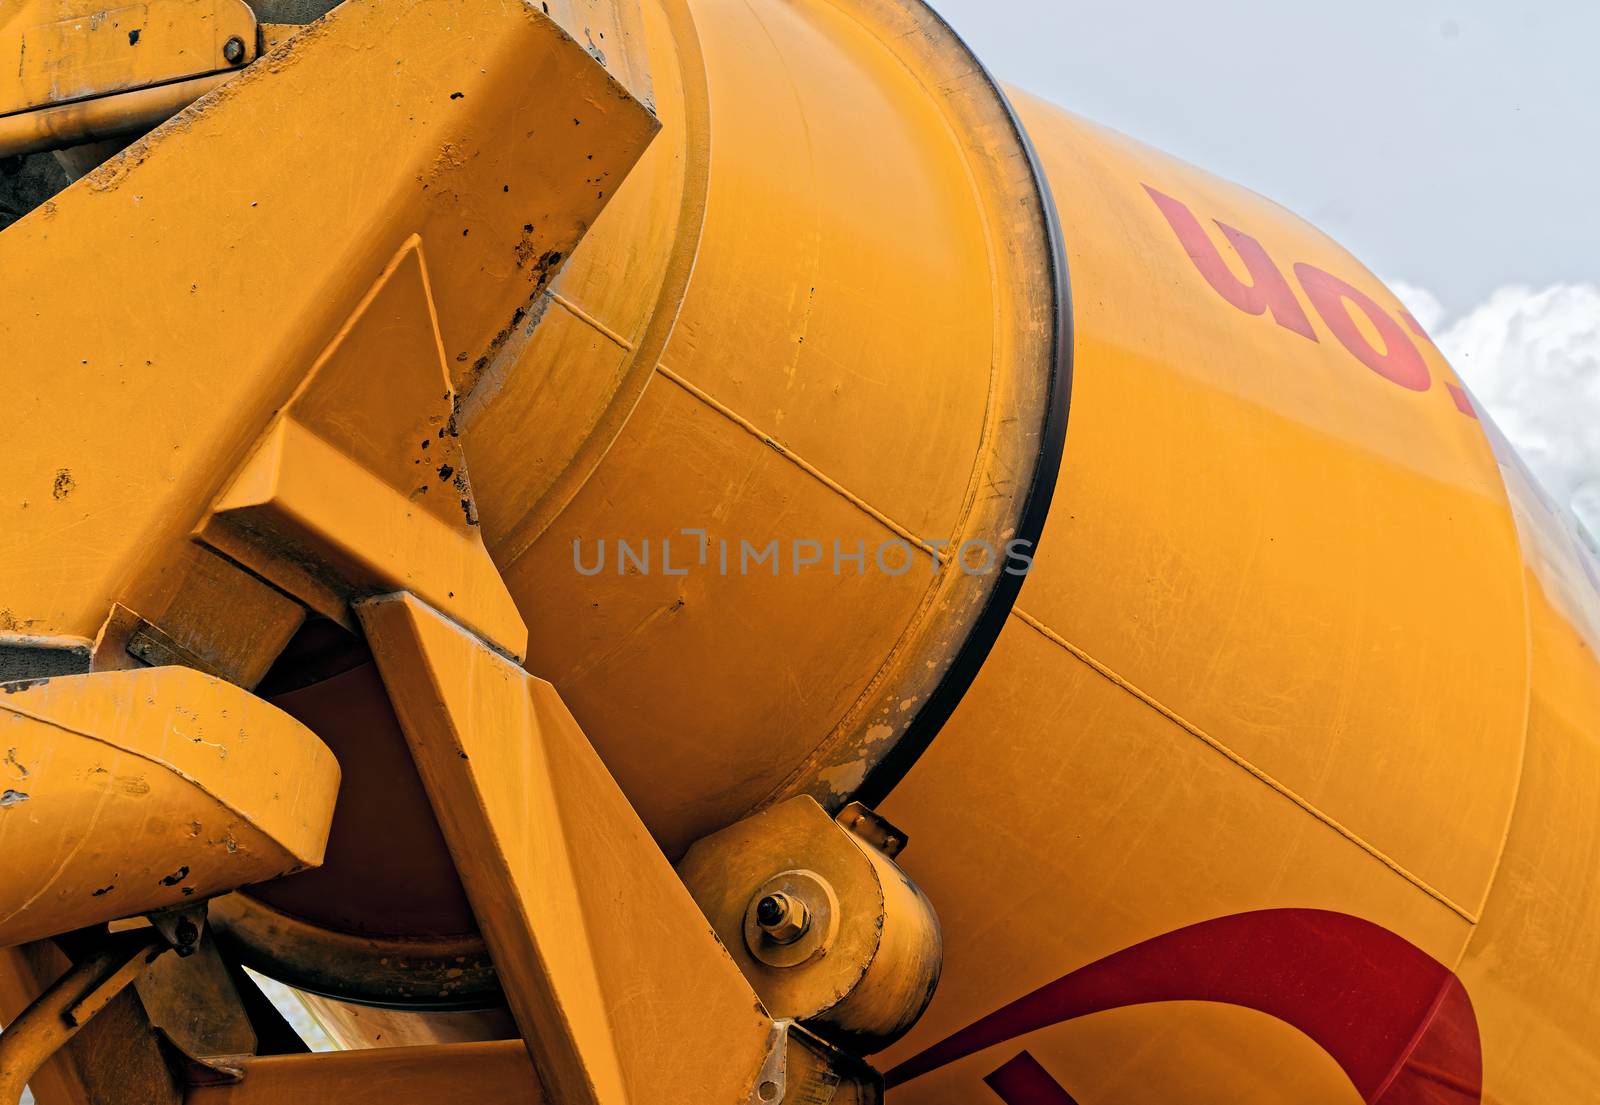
[[550, 292, 637, 352], [1009, 606, 1480, 925], [654, 361, 948, 561]]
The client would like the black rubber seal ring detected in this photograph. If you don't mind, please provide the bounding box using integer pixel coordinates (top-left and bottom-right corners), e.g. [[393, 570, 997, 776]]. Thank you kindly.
[[854, 48, 1073, 808]]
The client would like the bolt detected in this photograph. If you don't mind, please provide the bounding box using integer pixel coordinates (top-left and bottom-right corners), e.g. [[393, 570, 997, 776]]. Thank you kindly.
[[222, 36, 246, 65], [754, 892, 810, 945], [755, 895, 784, 926]]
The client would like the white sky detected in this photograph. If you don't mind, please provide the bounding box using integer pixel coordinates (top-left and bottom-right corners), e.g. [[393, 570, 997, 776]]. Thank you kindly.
[[929, 0, 1600, 314]]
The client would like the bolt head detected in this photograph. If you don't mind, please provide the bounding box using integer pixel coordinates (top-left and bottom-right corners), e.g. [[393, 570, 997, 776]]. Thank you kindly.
[[752, 891, 810, 945], [223, 36, 246, 64], [756, 895, 785, 927]]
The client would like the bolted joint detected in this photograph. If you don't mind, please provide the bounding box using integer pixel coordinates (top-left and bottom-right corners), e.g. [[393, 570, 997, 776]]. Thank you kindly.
[[738, 870, 838, 970], [753, 892, 810, 945], [146, 902, 208, 958], [681, 798, 942, 1050]]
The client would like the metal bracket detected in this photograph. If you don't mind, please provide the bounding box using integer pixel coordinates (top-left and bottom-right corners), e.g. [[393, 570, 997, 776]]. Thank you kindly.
[[145, 904, 208, 959], [746, 1020, 788, 1105], [359, 592, 775, 1104], [835, 802, 908, 859], [0, 930, 170, 1104], [0, 0, 259, 157], [750, 1021, 884, 1105]]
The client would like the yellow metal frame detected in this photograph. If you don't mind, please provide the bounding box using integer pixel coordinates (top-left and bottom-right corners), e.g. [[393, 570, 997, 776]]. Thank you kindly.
[[0, 0, 258, 157], [0, 667, 339, 949], [0, 0, 257, 116], [0, 931, 168, 1104], [359, 593, 777, 1103]]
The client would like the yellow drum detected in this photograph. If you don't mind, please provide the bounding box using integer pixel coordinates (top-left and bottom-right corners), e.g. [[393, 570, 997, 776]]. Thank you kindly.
[[875, 95, 1600, 1104], [463, 0, 1068, 857], [459, 2, 1600, 1101]]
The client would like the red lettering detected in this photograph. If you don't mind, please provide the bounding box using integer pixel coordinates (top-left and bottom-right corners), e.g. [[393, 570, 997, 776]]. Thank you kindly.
[[888, 910, 1482, 1105], [1144, 185, 1318, 341], [1405, 312, 1481, 419], [985, 1052, 1080, 1104], [1295, 264, 1431, 391], [1445, 381, 1478, 419]]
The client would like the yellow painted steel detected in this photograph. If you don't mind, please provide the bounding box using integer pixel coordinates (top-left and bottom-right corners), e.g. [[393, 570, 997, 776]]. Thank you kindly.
[[0, 939, 185, 1105], [1454, 425, 1600, 1101], [240, 0, 1063, 1012], [0, 931, 169, 1105], [0, 0, 656, 666], [871, 99, 1600, 1104], [0, 0, 258, 157], [0, 666, 338, 948], [679, 796, 942, 1050], [466, 0, 1063, 857], [0, 72, 236, 160], [0, 1, 257, 117], [196, 236, 527, 658], [357, 592, 774, 1104], [462, 1, 1600, 1100], [0, 0, 662, 1095]]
